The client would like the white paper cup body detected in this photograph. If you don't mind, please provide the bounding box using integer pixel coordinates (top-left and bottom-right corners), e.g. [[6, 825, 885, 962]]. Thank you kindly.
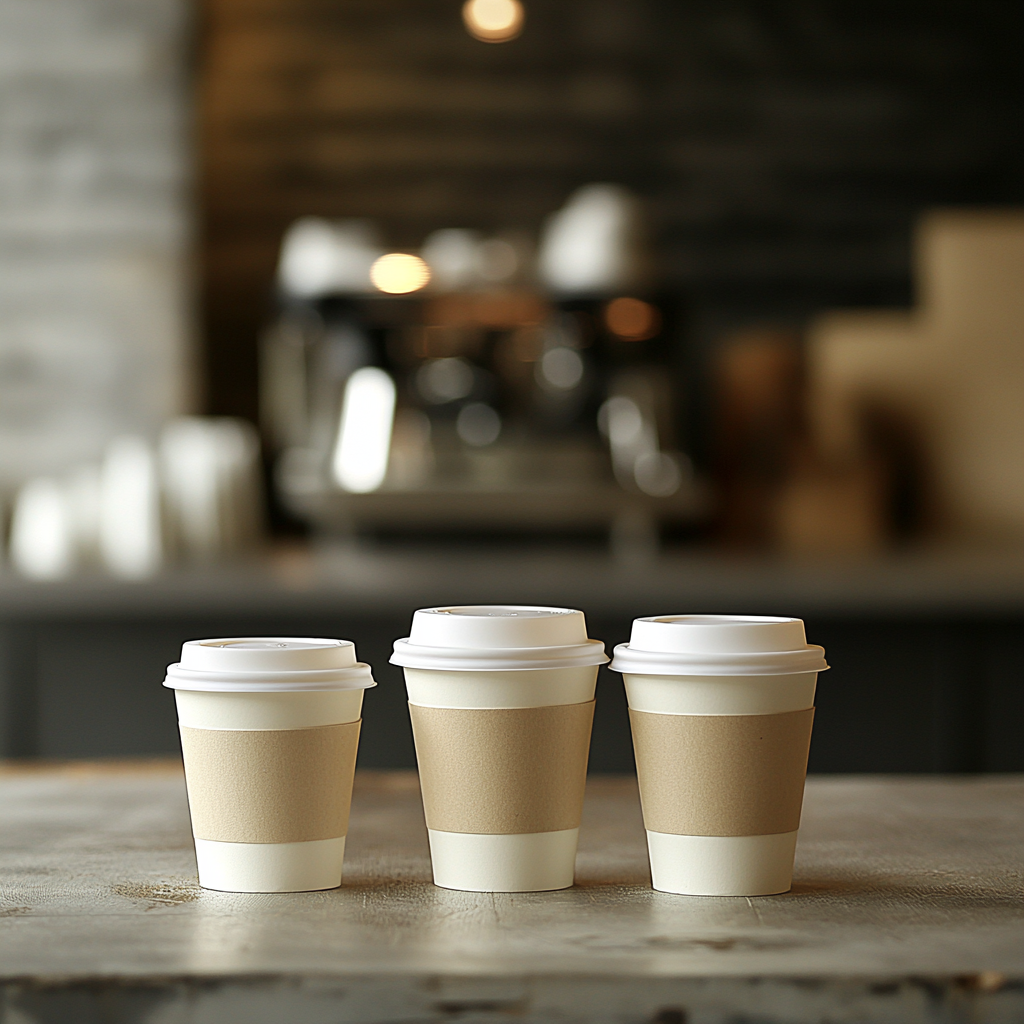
[[394, 605, 606, 894], [612, 615, 826, 898], [175, 687, 364, 730], [623, 672, 816, 717], [624, 671, 815, 896], [406, 665, 597, 893], [165, 638, 373, 893], [426, 826, 581, 893], [644, 830, 800, 897]]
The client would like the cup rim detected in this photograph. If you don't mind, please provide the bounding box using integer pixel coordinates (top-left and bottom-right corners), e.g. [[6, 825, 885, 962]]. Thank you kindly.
[[163, 662, 377, 692], [609, 642, 828, 677]]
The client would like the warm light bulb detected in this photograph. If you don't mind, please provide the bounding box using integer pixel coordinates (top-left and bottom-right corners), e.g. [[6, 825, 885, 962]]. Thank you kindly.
[[462, 0, 524, 43], [370, 253, 431, 294]]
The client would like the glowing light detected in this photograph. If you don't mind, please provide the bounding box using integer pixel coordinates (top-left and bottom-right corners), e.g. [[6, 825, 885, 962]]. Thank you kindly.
[[599, 395, 654, 490], [422, 229, 481, 291], [278, 218, 382, 297], [538, 346, 584, 391], [417, 357, 475, 404], [332, 367, 396, 493], [634, 451, 682, 497], [457, 403, 502, 446], [371, 253, 431, 294], [605, 297, 661, 341], [462, 0, 524, 42], [599, 396, 643, 446], [537, 183, 640, 294]]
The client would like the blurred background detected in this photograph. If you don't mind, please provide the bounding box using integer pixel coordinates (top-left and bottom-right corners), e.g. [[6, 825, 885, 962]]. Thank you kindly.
[[1, 0, 1021, 772]]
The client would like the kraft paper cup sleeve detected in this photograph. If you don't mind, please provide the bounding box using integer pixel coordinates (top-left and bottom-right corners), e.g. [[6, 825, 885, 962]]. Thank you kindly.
[[409, 701, 594, 834], [629, 708, 814, 836], [180, 721, 360, 843]]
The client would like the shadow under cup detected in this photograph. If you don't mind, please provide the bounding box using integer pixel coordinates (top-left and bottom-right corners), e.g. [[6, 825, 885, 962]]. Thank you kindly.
[[611, 615, 828, 897]]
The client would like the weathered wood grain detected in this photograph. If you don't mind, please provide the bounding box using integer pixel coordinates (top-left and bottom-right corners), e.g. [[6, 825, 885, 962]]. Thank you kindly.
[[0, 765, 1021, 1020]]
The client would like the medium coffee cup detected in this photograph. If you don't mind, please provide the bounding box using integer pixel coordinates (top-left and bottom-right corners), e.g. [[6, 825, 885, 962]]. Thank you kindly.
[[610, 615, 827, 896], [164, 637, 376, 893], [391, 606, 608, 892]]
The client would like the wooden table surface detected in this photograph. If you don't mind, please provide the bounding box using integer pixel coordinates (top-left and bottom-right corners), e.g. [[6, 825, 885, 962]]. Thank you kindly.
[[1, 764, 1021, 1023]]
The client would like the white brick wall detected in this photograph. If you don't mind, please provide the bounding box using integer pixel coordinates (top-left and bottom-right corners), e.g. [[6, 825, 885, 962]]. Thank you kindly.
[[0, 0, 191, 487]]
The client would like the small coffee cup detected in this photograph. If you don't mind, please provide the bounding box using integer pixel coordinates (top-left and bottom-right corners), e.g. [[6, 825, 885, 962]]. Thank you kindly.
[[164, 637, 376, 893], [610, 615, 827, 896], [391, 605, 608, 892]]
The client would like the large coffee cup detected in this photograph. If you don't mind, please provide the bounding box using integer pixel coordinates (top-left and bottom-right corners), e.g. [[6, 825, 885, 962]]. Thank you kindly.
[[164, 637, 376, 893], [391, 606, 608, 892], [610, 615, 827, 896]]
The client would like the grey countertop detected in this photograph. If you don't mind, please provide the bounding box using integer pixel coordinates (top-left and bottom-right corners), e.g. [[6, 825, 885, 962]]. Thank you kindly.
[[1, 542, 1023, 620], [0, 764, 1021, 1023]]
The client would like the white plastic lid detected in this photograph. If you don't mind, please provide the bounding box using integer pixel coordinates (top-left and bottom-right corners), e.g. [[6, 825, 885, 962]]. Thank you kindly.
[[609, 615, 828, 677], [390, 606, 609, 671], [164, 637, 376, 692]]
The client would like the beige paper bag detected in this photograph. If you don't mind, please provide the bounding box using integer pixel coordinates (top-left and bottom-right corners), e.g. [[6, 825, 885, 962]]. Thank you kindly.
[[629, 708, 814, 836], [180, 721, 360, 843], [409, 701, 594, 834]]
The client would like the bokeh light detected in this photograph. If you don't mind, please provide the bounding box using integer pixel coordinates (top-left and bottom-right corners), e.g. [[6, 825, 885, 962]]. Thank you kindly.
[[538, 347, 584, 391], [604, 297, 661, 341], [417, 357, 475, 404], [462, 0, 524, 43], [457, 403, 502, 446], [332, 367, 396, 493], [371, 253, 431, 294]]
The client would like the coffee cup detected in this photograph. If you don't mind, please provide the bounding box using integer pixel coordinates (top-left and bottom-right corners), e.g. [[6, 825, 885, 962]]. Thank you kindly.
[[610, 615, 827, 896], [164, 637, 376, 893], [391, 606, 608, 892]]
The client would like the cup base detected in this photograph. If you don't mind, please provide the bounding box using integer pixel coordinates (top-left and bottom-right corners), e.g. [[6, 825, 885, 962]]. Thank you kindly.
[[194, 837, 346, 893], [427, 828, 578, 892], [647, 830, 797, 896]]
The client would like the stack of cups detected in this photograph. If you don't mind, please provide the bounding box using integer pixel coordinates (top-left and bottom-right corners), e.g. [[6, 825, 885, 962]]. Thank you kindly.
[[610, 615, 827, 896], [164, 638, 376, 893], [391, 606, 608, 892]]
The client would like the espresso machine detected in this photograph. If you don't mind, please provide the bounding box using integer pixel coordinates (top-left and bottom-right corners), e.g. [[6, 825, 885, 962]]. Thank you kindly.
[[262, 187, 709, 541]]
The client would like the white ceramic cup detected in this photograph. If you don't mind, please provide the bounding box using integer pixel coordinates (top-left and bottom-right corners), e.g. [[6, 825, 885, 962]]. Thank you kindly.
[[391, 606, 608, 893], [164, 637, 376, 893], [610, 615, 828, 896]]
